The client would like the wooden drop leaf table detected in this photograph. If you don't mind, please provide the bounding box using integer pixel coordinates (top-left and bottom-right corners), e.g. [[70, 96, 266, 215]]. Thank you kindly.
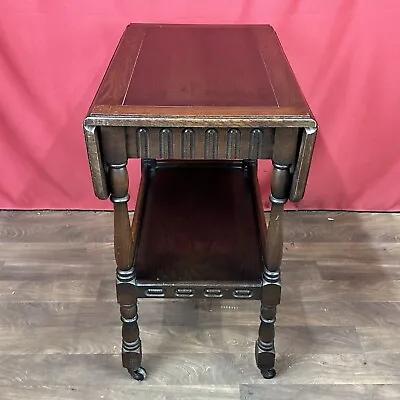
[[83, 23, 318, 381]]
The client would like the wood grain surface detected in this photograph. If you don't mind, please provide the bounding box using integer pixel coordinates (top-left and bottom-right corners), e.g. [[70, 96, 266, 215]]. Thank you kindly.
[[0, 211, 399, 399], [89, 24, 313, 117], [124, 26, 278, 108], [134, 164, 264, 283]]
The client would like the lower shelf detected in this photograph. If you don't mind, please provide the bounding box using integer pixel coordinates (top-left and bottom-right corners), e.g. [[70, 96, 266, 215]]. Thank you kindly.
[[133, 159, 267, 299]]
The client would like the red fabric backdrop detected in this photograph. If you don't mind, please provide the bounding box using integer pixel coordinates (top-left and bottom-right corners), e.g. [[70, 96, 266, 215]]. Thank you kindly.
[[1, 1, 400, 211]]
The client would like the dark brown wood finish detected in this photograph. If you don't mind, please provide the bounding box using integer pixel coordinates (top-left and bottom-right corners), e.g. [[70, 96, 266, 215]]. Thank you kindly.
[[101, 127, 145, 380], [123, 26, 278, 107], [133, 160, 265, 298], [91, 26, 147, 107], [82, 23, 318, 381], [87, 24, 313, 114], [125, 127, 275, 160], [255, 127, 299, 378]]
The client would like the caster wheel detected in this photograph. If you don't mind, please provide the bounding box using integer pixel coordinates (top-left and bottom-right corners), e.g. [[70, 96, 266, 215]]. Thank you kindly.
[[261, 368, 276, 379], [128, 366, 147, 381]]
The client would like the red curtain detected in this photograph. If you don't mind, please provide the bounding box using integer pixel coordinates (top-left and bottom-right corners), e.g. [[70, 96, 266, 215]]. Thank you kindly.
[[1, 1, 399, 211]]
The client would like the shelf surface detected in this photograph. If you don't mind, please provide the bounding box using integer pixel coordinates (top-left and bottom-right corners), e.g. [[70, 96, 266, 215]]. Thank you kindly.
[[134, 162, 265, 284]]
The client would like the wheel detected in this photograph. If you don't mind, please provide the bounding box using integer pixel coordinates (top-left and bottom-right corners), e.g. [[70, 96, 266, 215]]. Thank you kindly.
[[261, 368, 276, 379], [128, 366, 147, 381]]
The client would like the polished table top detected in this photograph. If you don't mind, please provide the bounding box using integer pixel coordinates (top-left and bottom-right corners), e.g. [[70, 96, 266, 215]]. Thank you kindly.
[[86, 23, 316, 128]]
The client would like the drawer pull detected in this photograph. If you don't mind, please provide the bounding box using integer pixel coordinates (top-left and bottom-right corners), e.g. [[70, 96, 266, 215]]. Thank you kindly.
[[233, 289, 253, 299], [145, 288, 165, 297], [204, 289, 223, 298], [175, 288, 194, 298]]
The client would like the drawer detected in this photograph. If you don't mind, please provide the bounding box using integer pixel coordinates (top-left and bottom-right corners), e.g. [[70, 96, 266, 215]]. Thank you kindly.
[[123, 126, 275, 160]]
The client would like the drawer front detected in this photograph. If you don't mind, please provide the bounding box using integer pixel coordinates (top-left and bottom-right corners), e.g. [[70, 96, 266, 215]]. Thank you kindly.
[[124, 126, 275, 160], [89, 125, 310, 201]]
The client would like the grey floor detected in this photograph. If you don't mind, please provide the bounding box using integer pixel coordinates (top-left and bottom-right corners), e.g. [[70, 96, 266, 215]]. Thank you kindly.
[[0, 211, 399, 399]]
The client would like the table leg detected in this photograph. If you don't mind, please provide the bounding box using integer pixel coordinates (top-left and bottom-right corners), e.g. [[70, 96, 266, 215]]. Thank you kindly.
[[256, 162, 290, 379], [109, 162, 146, 381]]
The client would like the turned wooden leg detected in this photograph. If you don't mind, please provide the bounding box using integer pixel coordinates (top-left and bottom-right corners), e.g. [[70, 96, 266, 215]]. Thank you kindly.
[[109, 162, 146, 381], [256, 162, 291, 379]]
